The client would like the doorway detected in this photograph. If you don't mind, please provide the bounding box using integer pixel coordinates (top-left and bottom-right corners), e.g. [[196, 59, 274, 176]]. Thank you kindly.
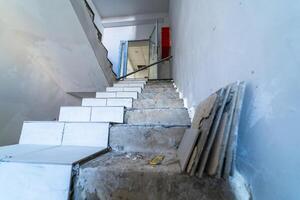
[[126, 40, 150, 79]]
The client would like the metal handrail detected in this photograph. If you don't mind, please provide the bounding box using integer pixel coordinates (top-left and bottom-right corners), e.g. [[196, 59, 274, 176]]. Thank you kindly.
[[117, 56, 172, 80]]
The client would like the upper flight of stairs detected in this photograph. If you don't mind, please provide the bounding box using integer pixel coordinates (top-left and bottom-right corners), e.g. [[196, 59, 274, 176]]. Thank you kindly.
[[0, 79, 234, 200]]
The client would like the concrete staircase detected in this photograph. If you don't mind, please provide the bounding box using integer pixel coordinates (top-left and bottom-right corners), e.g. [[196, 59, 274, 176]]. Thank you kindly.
[[0, 79, 234, 200], [74, 80, 235, 200]]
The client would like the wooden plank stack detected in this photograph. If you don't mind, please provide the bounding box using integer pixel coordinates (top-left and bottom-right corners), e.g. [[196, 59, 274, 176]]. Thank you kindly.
[[177, 81, 246, 179]]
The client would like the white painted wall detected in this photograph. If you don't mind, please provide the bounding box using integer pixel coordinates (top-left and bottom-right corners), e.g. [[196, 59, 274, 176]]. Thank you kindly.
[[0, 0, 109, 145], [170, 0, 300, 199]]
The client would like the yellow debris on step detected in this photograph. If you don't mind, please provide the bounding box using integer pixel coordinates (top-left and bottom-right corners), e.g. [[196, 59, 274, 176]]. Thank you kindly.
[[149, 155, 165, 166]]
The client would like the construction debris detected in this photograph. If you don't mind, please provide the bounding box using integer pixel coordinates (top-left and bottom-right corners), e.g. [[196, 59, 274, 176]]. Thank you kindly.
[[177, 81, 246, 179], [149, 155, 165, 166]]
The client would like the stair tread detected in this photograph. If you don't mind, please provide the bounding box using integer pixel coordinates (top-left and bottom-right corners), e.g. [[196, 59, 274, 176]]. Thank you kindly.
[[76, 151, 235, 200]]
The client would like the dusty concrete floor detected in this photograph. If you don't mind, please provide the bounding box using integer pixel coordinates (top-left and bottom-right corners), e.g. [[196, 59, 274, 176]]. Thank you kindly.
[[74, 151, 235, 200]]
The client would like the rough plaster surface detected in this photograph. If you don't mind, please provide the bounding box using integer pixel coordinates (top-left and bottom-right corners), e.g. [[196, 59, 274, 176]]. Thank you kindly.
[[75, 152, 234, 200], [125, 108, 191, 126], [110, 125, 186, 152], [133, 98, 184, 109], [139, 91, 179, 99], [170, 0, 300, 199]]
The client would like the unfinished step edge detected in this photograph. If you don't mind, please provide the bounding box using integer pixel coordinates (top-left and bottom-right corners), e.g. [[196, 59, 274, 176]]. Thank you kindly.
[[113, 83, 145, 88], [82, 98, 133, 108], [106, 87, 142, 93], [58, 106, 125, 124], [96, 92, 138, 99]]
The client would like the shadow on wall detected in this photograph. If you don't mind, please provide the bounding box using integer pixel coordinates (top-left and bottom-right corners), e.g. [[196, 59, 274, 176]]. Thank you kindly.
[[0, 0, 108, 146]]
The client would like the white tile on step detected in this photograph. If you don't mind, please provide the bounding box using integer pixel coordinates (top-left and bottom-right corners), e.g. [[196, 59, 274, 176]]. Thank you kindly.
[[91, 107, 124, 123], [114, 83, 144, 88], [106, 87, 123, 92], [62, 123, 109, 147], [59, 107, 91, 122], [106, 87, 142, 93], [5, 146, 105, 165], [0, 162, 72, 200], [0, 144, 55, 160], [116, 92, 138, 99], [107, 98, 133, 108], [96, 92, 117, 98], [122, 78, 148, 81], [118, 80, 146, 84], [123, 87, 142, 93], [82, 98, 107, 106], [19, 122, 65, 145]]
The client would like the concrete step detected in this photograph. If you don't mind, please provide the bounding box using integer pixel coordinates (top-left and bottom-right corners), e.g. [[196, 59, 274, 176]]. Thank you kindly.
[[124, 108, 191, 126], [96, 92, 138, 99], [74, 152, 235, 200], [144, 84, 175, 89], [117, 80, 146, 84], [143, 87, 177, 93], [114, 83, 145, 88], [82, 98, 133, 108], [122, 78, 148, 81], [147, 80, 173, 84], [106, 87, 142, 93], [20, 121, 110, 147], [109, 125, 186, 152], [133, 98, 184, 109], [139, 92, 179, 99], [59, 106, 124, 123]]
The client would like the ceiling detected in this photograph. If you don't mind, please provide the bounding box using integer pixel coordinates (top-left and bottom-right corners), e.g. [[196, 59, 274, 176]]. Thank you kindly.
[[92, 0, 169, 18]]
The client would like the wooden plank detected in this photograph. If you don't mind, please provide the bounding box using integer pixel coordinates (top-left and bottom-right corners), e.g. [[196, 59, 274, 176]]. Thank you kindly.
[[177, 128, 200, 171], [189, 89, 224, 176], [215, 84, 239, 178], [206, 112, 228, 176], [196, 85, 232, 178], [223, 82, 246, 178], [191, 93, 218, 129]]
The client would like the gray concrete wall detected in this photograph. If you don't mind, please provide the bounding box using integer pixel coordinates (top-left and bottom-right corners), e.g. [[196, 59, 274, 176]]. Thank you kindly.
[[0, 0, 109, 145], [169, 0, 300, 199]]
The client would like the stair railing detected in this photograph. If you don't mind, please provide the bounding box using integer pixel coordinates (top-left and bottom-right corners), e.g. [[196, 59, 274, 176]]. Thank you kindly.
[[117, 56, 172, 80]]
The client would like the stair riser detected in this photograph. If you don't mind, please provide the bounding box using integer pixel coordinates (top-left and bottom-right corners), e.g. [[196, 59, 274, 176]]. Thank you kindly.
[[143, 88, 177, 93], [96, 92, 138, 99], [20, 122, 110, 147], [107, 87, 142, 93], [59, 107, 124, 123], [82, 98, 133, 108], [144, 84, 175, 89], [125, 109, 191, 126], [114, 83, 145, 88], [133, 99, 184, 109], [117, 81, 146, 84], [109, 126, 185, 152], [138, 92, 180, 99]]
